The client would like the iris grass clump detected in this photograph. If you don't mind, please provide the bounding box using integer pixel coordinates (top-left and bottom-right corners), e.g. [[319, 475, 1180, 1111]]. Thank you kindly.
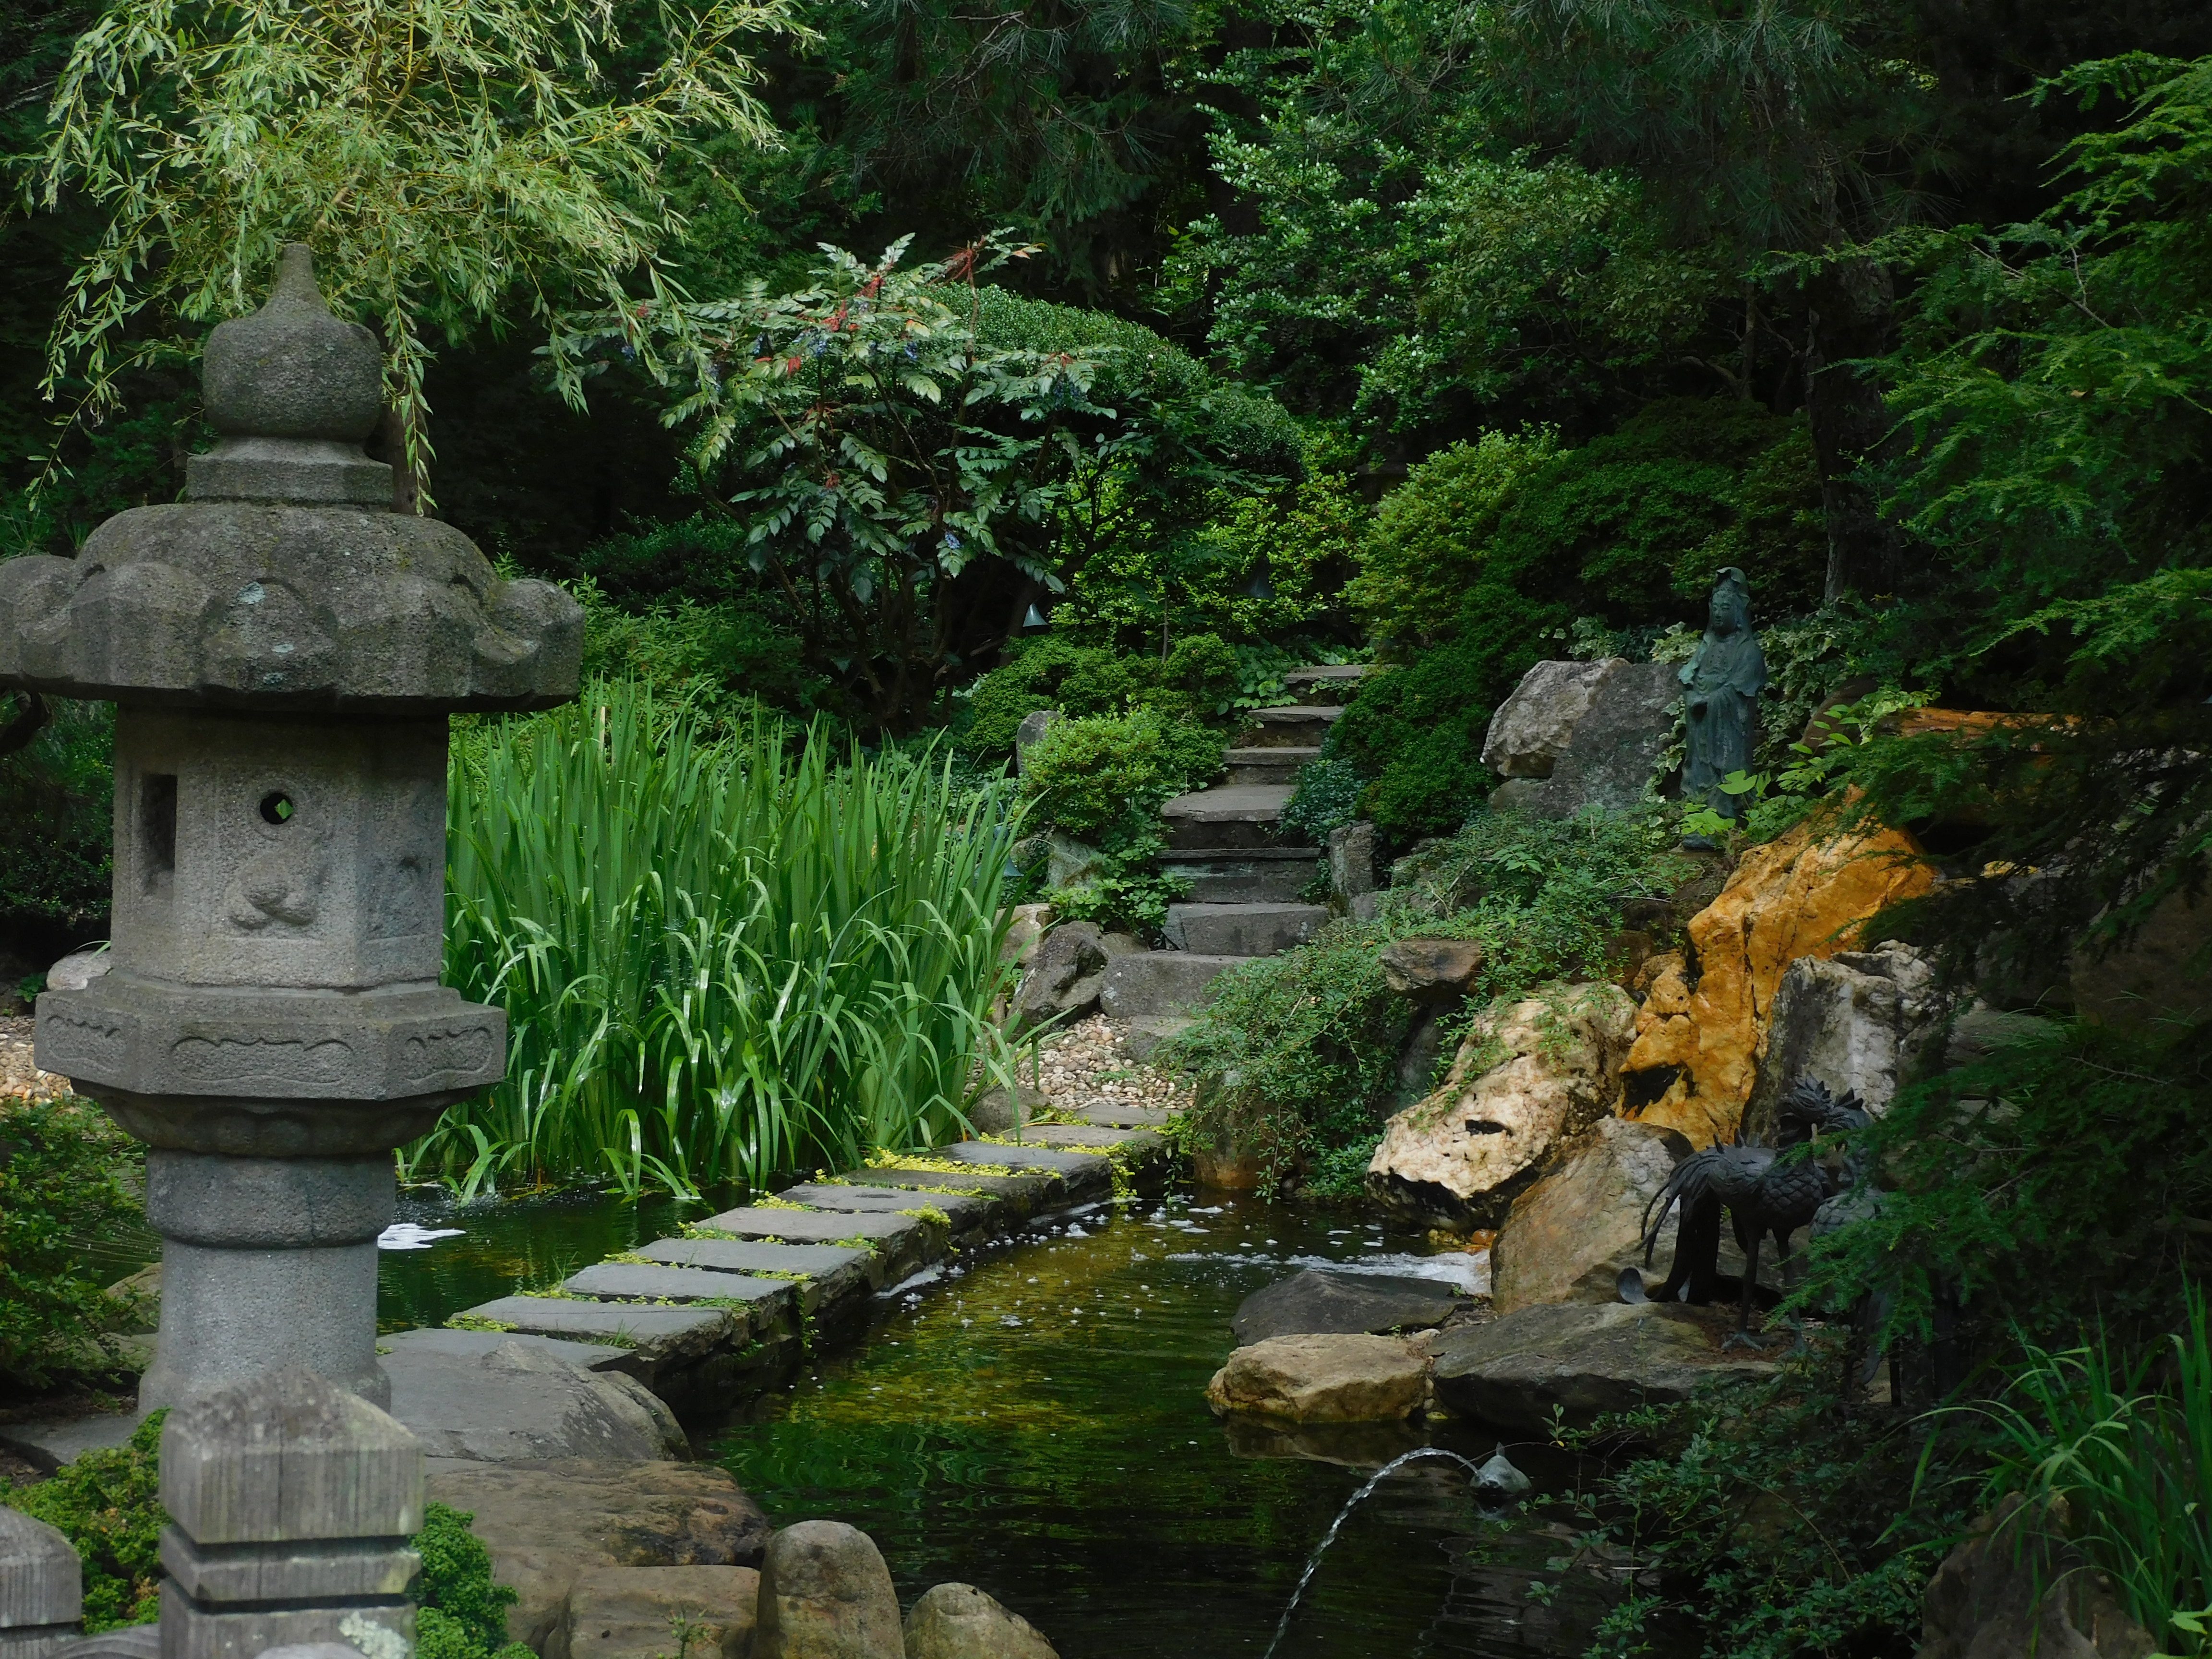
[[405, 683, 1025, 1199]]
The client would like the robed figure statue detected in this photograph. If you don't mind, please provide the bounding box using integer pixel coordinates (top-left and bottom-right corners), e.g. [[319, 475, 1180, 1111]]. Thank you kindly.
[[1680, 567, 1766, 839]]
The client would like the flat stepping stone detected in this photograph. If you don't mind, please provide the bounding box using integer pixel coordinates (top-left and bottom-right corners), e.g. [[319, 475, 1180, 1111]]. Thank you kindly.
[[1078, 1104, 1171, 1129], [1021, 1124, 1165, 1154], [932, 1140, 1112, 1199], [1231, 1269, 1465, 1347], [637, 1237, 879, 1298], [1155, 851, 1320, 904], [831, 1165, 1056, 1218], [691, 1205, 941, 1280], [455, 1297, 746, 1363], [379, 1324, 635, 1372], [567, 1260, 856, 1319], [771, 1184, 997, 1234]]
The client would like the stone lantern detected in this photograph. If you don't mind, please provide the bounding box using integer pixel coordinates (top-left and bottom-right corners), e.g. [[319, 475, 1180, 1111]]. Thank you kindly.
[[0, 246, 580, 1409]]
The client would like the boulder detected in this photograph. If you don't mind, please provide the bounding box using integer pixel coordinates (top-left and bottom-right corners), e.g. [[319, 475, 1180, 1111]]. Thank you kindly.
[[1481, 660, 1621, 779], [1011, 711, 1055, 777], [1490, 1117, 1693, 1314], [1043, 836, 1099, 890], [998, 906, 1053, 969], [1490, 661, 1680, 818], [1378, 939, 1485, 1000], [902, 1585, 1058, 1659], [1204, 1333, 1431, 1423], [753, 1521, 903, 1659], [1622, 814, 1936, 1145], [1230, 1270, 1463, 1346], [563, 1567, 761, 1659], [424, 1461, 772, 1656], [386, 1338, 689, 1466], [1008, 924, 1108, 1034], [1918, 1495, 2156, 1659], [1741, 941, 1948, 1134], [966, 1084, 1044, 1136], [1367, 984, 1636, 1231], [1326, 822, 1378, 901], [1430, 1302, 1776, 1431]]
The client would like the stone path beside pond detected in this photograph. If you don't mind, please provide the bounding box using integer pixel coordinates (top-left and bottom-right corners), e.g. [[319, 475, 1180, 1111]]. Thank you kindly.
[[380, 1020, 1191, 1449]]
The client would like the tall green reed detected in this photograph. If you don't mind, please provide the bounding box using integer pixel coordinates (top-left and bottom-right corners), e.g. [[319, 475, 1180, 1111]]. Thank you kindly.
[[1972, 1286, 2212, 1653], [402, 683, 1026, 1199]]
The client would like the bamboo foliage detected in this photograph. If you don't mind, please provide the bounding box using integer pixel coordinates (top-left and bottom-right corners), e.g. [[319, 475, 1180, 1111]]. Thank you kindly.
[[406, 684, 1023, 1198]]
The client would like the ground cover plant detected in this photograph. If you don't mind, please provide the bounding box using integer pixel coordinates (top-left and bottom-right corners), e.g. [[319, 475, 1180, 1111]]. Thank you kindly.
[[415, 682, 1025, 1198]]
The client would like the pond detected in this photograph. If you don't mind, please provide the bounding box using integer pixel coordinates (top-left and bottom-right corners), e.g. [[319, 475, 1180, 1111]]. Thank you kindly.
[[380, 1186, 1659, 1659]]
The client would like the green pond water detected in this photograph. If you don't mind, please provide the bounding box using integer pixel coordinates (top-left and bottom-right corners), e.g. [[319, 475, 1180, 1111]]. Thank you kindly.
[[378, 1188, 1659, 1659]]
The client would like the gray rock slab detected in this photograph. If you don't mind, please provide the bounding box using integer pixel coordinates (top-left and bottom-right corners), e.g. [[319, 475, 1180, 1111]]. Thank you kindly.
[[1231, 1270, 1465, 1347], [1157, 854, 1320, 904], [1078, 1103, 1172, 1129], [565, 1262, 850, 1318], [1099, 953, 1245, 1018], [454, 1297, 744, 1364], [1163, 902, 1326, 956], [377, 1325, 635, 1372], [687, 1206, 936, 1284], [1281, 665, 1369, 702], [1022, 1124, 1165, 1156], [1430, 1301, 1776, 1431], [1115, 1016, 1192, 1063], [1161, 784, 1294, 823], [637, 1238, 880, 1298], [0, 1411, 140, 1474], [0, 1503, 82, 1629], [1238, 707, 1345, 744], [768, 1185, 997, 1233], [828, 1166, 1055, 1217], [385, 1337, 688, 1464], [932, 1141, 1109, 1198], [1482, 659, 1620, 778]]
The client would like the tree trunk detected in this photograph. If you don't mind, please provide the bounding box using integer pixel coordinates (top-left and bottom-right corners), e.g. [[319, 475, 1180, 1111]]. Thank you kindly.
[[365, 407, 425, 516], [1802, 258, 1902, 604]]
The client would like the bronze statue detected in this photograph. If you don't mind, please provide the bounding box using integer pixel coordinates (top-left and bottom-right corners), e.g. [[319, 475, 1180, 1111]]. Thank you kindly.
[[1680, 566, 1766, 842]]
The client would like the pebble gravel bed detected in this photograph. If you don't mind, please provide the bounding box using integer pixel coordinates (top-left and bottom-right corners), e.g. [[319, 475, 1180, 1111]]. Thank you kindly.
[[1022, 1014, 1193, 1120], [0, 1014, 66, 1102]]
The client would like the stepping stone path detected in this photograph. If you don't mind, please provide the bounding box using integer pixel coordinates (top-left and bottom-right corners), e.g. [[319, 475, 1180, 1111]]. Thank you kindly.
[[1105, 664, 1369, 1023], [403, 1019, 1189, 1433]]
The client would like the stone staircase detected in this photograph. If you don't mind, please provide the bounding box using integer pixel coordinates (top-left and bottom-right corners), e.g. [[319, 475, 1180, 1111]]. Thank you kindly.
[[1105, 665, 1367, 1022]]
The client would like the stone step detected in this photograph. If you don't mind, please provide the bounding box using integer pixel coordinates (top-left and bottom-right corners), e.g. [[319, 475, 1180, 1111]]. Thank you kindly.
[[769, 1183, 998, 1240], [1161, 783, 1294, 850], [930, 1139, 1115, 1202], [1019, 1124, 1166, 1156], [1223, 745, 1320, 785], [638, 1235, 886, 1295], [566, 1258, 865, 1319], [1164, 901, 1327, 956], [832, 1164, 1061, 1219], [1099, 952, 1246, 1017], [1158, 847, 1321, 904], [1078, 1102, 1173, 1129], [453, 1297, 759, 1374], [1282, 664, 1370, 705], [1237, 706, 1344, 747], [692, 1203, 940, 1281]]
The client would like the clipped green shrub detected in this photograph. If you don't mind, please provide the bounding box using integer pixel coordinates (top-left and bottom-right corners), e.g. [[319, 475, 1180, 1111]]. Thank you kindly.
[[1326, 587, 1571, 838], [414, 1503, 533, 1659], [2, 1411, 166, 1630], [1280, 757, 1366, 844], [0, 1094, 146, 1387], [962, 631, 1245, 759], [576, 577, 832, 725], [1346, 429, 1557, 647], [1482, 397, 1826, 617]]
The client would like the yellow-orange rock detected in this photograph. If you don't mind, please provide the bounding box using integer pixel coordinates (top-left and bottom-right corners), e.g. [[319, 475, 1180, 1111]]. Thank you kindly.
[[1623, 814, 1933, 1146]]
